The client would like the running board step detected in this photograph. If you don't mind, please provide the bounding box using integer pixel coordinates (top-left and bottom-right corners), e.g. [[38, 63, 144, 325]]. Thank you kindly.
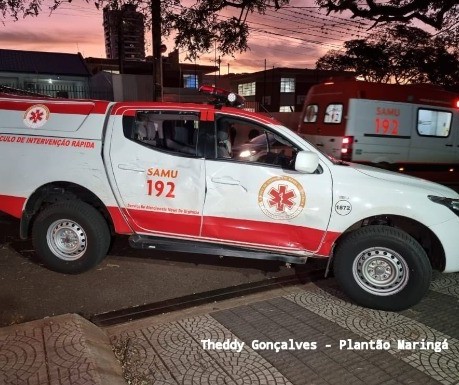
[[129, 234, 308, 264]]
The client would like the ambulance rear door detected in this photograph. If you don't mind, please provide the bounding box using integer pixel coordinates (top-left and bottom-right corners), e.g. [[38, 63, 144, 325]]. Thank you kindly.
[[299, 87, 347, 159]]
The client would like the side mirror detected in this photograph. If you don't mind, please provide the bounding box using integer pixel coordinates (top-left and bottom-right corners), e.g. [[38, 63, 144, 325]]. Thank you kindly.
[[295, 151, 319, 173]]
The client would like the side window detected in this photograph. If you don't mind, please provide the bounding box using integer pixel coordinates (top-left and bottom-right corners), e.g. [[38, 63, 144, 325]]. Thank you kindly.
[[218, 117, 299, 169], [303, 104, 318, 123], [122, 111, 201, 156], [324, 104, 343, 123], [417, 109, 452, 137]]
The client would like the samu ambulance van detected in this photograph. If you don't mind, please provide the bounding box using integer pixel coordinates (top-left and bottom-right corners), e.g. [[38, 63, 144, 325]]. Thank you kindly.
[[1, 85, 459, 311], [298, 78, 459, 177]]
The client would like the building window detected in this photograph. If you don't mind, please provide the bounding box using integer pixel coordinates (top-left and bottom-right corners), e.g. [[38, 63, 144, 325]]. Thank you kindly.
[[238, 82, 256, 96], [183, 74, 199, 89], [279, 106, 294, 112], [417, 109, 451, 137], [280, 78, 295, 93]]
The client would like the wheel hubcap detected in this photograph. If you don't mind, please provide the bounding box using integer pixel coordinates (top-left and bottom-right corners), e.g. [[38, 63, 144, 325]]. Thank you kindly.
[[46, 219, 87, 261], [353, 247, 409, 296]]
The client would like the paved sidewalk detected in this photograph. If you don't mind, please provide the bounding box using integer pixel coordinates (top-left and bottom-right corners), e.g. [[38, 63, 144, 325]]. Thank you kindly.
[[1, 272, 458, 385], [0, 314, 125, 385], [106, 274, 459, 385]]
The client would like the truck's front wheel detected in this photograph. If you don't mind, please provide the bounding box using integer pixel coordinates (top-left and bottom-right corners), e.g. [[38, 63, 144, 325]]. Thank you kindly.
[[333, 225, 432, 311], [32, 201, 111, 274]]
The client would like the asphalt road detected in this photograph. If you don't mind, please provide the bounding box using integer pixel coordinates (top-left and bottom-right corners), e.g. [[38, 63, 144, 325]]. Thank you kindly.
[[0, 213, 323, 327]]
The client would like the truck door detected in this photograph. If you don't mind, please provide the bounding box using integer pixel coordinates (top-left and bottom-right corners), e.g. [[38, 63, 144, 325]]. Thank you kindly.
[[202, 114, 333, 254], [106, 107, 207, 237]]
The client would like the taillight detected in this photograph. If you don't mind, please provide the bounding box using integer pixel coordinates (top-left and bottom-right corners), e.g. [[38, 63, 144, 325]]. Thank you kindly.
[[341, 136, 354, 161]]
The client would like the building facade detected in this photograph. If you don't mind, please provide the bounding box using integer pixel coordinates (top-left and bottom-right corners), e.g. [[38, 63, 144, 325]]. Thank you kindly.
[[214, 68, 353, 113], [85, 50, 217, 101], [103, 4, 145, 61], [0, 49, 92, 99], [203, 68, 353, 130]]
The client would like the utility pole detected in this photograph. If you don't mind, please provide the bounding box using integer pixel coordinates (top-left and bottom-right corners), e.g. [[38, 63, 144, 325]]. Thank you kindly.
[[214, 41, 217, 85], [152, 0, 162, 101], [263, 59, 267, 107]]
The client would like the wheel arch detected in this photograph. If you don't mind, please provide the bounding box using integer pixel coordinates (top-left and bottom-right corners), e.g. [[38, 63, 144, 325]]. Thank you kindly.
[[332, 214, 446, 272], [20, 181, 115, 239]]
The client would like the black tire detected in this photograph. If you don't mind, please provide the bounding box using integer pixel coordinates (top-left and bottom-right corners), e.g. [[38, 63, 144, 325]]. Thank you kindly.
[[32, 201, 111, 274], [375, 162, 392, 170], [333, 225, 432, 311]]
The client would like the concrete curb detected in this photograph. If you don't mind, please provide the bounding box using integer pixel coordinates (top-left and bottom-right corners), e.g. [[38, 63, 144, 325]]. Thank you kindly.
[[0, 313, 125, 385]]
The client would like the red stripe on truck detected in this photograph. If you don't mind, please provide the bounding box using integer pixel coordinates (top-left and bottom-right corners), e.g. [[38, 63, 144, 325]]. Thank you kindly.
[[124, 209, 339, 255], [202, 215, 337, 254], [126, 208, 202, 236], [0, 195, 26, 218], [107, 207, 134, 234], [0, 194, 340, 256], [0, 100, 110, 115]]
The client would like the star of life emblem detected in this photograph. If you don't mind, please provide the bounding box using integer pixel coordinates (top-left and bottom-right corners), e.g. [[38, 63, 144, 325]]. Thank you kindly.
[[23, 104, 50, 128], [258, 176, 306, 220]]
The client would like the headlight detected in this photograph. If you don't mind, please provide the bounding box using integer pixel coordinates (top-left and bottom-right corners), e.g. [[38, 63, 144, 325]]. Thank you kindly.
[[428, 195, 459, 216], [239, 150, 255, 158]]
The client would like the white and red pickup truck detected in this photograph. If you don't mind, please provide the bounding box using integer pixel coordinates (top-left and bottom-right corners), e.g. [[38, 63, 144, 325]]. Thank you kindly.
[[1, 86, 458, 311]]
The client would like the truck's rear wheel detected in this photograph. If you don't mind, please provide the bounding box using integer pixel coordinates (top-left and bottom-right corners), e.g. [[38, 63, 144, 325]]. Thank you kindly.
[[32, 201, 111, 274], [333, 225, 431, 311]]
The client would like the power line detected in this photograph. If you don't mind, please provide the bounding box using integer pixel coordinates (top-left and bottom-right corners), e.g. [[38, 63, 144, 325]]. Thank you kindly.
[[261, 10, 366, 41]]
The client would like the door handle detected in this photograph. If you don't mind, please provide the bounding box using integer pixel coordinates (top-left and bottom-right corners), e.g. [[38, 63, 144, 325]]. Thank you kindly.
[[211, 177, 247, 192], [445, 144, 453, 147], [118, 164, 145, 172], [316, 143, 324, 147]]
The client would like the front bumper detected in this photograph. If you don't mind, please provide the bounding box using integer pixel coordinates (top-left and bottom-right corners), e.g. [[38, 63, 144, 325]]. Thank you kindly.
[[429, 218, 459, 273]]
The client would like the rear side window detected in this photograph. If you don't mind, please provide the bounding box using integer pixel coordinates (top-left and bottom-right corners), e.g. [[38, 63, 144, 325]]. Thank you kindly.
[[417, 109, 452, 137], [123, 111, 202, 156], [324, 104, 343, 123], [303, 104, 318, 123]]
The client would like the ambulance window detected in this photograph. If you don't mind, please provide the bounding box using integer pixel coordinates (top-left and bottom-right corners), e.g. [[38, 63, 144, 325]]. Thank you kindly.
[[324, 104, 343, 123], [220, 117, 299, 169], [304, 104, 318, 123], [123, 111, 201, 156], [417, 109, 452, 137]]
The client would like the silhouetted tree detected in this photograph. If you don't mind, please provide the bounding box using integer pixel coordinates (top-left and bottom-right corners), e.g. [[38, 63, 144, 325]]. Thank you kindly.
[[316, 24, 459, 86], [316, 0, 459, 30]]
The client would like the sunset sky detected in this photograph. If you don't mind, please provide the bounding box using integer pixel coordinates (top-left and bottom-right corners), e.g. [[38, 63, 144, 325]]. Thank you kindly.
[[0, 0, 371, 73]]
